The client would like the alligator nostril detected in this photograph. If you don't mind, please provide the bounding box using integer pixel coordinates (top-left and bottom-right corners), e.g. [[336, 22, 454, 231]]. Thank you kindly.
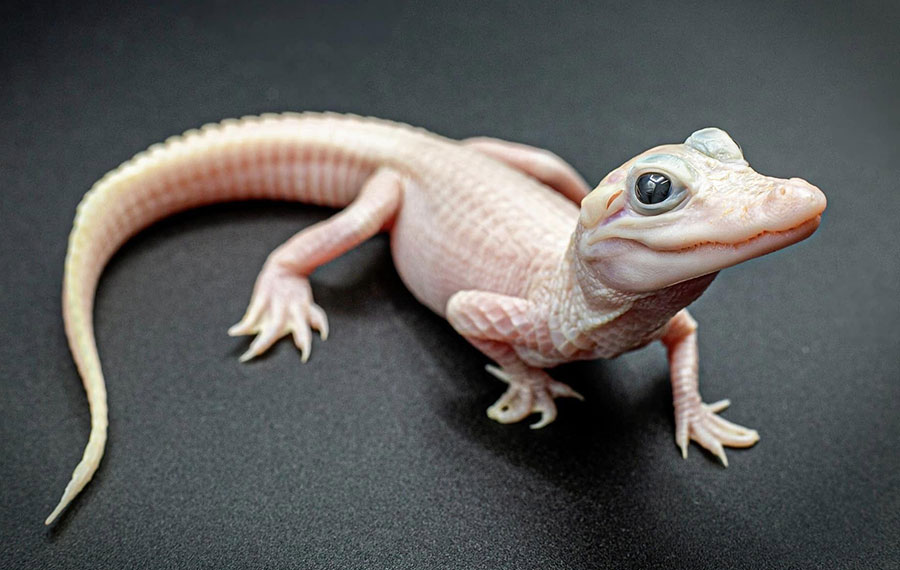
[[767, 186, 788, 201]]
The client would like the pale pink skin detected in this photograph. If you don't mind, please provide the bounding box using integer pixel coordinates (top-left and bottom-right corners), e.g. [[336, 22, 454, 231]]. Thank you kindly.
[[47, 113, 826, 524]]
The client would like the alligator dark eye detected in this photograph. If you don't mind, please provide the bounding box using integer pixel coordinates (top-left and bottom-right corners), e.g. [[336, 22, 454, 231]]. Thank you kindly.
[[634, 173, 671, 205]]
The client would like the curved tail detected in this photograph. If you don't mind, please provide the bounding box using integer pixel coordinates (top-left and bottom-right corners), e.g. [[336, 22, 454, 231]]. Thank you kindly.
[[45, 112, 402, 524]]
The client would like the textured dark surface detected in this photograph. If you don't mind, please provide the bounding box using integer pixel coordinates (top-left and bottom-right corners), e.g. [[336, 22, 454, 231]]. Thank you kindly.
[[2, 2, 898, 568]]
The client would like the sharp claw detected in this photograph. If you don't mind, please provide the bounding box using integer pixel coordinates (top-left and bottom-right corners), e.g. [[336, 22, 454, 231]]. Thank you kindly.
[[529, 392, 557, 429], [231, 294, 268, 336], [287, 304, 313, 363], [706, 410, 755, 436], [705, 399, 731, 414], [291, 325, 312, 363], [485, 364, 512, 383], [705, 423, 754, 447], [717, 449, 729, 468], [240, 321, 285, 362], [309, 304, 329, 340], [676, 423, 690, 459], [691, 423, 730, 467], [703, 414, 760, 447], [228, 321, 255, 337], [529, 412, 554, 429], [240, 340, 266, 363], [706, 435, 729, 467], [238, 296, 289, 361], [229, 306, 264, 336], [549, 381, 584, 401]]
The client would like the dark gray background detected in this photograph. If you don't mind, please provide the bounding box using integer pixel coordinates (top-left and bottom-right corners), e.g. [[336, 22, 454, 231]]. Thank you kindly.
[[2, 1, 898, 568]]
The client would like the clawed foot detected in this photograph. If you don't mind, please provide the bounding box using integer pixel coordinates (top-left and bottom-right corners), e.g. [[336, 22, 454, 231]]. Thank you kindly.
[[676, 399, 760, 467], [485, 365, 584, 429], [228, 264, 328, 362]]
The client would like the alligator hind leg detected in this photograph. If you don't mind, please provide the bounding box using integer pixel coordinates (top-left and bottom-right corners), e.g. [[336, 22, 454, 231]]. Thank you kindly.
[[229, 168, 403, 361], [462, 136, 591, 203]]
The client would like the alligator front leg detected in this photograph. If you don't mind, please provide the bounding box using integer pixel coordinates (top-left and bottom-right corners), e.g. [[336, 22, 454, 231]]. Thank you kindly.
[[446, 291, 583, 428], [661, 310, 760, 466]]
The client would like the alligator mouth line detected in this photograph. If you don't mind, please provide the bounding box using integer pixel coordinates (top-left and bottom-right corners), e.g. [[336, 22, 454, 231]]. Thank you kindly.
[[663, 215, 822, 254]]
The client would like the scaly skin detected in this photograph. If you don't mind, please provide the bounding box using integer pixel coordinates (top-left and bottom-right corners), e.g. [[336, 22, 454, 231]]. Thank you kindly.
[[46, 113, 826, 524]]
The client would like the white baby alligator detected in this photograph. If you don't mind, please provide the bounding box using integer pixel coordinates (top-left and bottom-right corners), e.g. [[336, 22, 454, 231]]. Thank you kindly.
[[46, 112, 826, 524]]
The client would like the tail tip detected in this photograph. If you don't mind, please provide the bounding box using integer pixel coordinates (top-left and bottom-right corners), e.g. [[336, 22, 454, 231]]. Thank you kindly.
[[45, 507, 63, 526], [45, 493, 73, 526]]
